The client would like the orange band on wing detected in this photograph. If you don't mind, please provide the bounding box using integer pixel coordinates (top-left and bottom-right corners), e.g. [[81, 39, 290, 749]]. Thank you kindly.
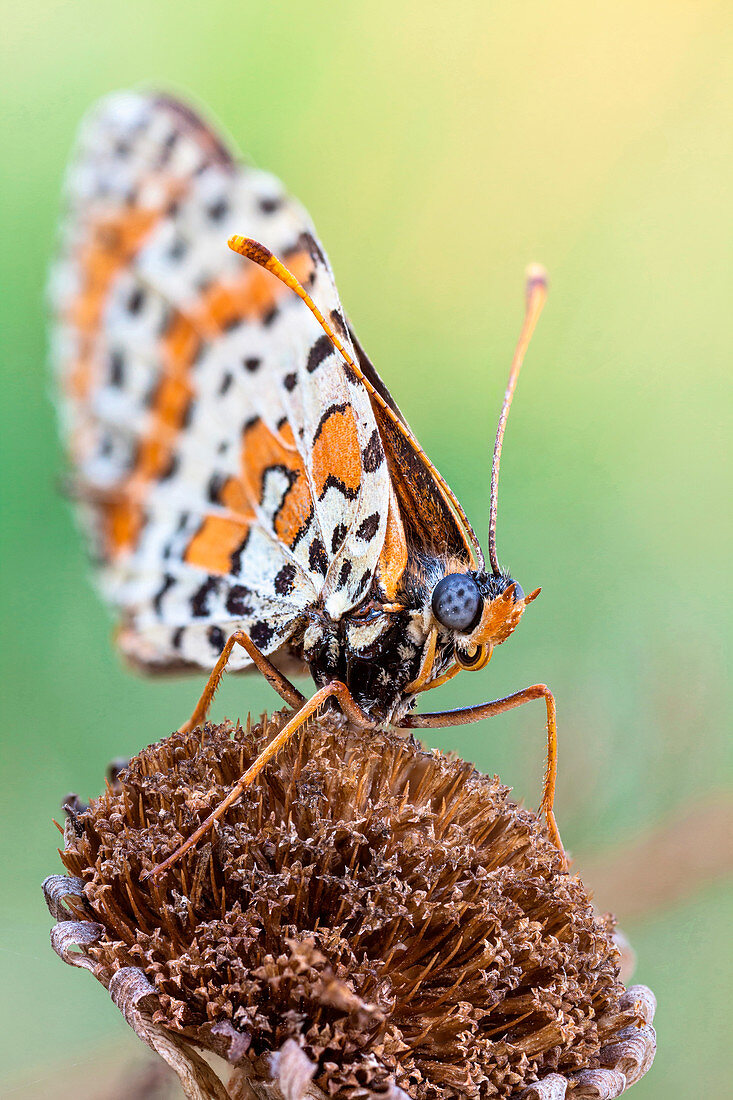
[[67, 208, 161, 400], [185, 515, 251, 573], [182, 413, 314, 574], [378, 480, 408, 600], [99, 249, 312, 558], [274, 474, 313, 548], [162, 314, 201, 375], [105, 496, 146, 556], [190, 250, 313, 336], [241, 418, 312, 550], [311, 406, 361, 499], [219, 476, 250, 515]]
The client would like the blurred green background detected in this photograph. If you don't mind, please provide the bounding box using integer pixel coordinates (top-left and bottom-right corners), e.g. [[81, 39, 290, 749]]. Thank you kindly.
[[1, 1, 730, 1096]]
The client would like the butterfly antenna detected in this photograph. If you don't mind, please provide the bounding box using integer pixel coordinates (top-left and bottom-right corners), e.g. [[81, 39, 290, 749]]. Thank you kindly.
[[488, 264, 548, 576], [228, 235, 360, 372]]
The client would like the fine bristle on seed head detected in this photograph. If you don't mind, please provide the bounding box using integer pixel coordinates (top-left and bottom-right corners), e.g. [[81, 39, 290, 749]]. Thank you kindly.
[[46, 711, 656, 1100]]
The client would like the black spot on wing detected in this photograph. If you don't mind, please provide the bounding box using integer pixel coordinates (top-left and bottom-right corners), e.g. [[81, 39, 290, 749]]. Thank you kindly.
[[191, 576, 220, 618], [206, 473, 227, 505], [259, 463, 301, 533], [307, 335, 333, 373], [361, 428, 384, 473], [262, 306, 278, 327], [259, 195, 283, 215], [330, 309, 347, 337], [229, 529, 252, 576], [207, 197, 229, 222], [171, 626, 185, 651], [157, 129, 180, 168], [250, 621, 274, 648], [167, 235, 188, 261], [331, 522, 348, 555], [289, 505, 315, 552], [353, 569, 371, 599], [226, 585, 253, 617], [163, 510, 190, 561], [218, 371, 233, 396], [318, 474, 359, 502], [109, 349, 125, 388], [283, 371, 297, 392], [274, 562, 297, 596], [296, 231, 327, 269], [127, 286, 145, 315], [356, 512, 380, 542], [309, 538, 328, 577], [208, 625, 226, 653], [180, 399, 194, 430], [338, 560, 352, 588], [152, 573, 175, 617]]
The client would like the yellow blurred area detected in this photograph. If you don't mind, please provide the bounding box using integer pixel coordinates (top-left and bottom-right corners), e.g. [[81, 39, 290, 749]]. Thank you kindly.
[[0, 2, 730, 1097]]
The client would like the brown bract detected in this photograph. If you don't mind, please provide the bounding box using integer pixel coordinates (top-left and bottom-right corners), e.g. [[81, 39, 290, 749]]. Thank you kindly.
[[44, 711, 656, 1099]]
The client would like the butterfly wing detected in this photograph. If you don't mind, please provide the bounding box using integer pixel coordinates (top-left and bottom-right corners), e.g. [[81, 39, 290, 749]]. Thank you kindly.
[[50, 92, 390, 671]]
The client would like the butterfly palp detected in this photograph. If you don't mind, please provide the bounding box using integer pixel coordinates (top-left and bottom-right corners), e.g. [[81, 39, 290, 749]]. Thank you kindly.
[[506, 580, 524, 602]]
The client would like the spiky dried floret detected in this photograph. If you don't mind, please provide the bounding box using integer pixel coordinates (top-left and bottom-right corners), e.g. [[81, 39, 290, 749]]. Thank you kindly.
[[51, 711, 654, 1099]]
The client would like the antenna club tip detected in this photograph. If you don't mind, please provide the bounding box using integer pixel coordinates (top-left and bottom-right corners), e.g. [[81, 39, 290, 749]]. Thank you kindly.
[[228, 235, 273, 266], [525, 263, 548, 297]]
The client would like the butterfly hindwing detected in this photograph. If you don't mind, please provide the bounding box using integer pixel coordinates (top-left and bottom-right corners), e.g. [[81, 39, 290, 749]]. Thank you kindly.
[[51, 92, 390, 670]]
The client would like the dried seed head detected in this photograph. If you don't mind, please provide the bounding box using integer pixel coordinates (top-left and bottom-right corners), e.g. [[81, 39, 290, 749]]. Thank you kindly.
[[45, 711, 656, 1099]]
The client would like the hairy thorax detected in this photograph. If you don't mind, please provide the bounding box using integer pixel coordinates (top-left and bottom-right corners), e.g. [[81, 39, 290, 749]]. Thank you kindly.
[[302, 604, 449, 724]]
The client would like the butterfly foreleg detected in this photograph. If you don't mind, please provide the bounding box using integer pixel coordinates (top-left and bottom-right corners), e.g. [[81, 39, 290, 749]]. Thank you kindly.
[[147, 680, 373, 880], [402, 684, 567, 870], [179, 630, 305, 735]]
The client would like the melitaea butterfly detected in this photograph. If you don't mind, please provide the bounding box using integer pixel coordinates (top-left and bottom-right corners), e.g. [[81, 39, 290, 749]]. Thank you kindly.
[[50, 92, 566, 875]]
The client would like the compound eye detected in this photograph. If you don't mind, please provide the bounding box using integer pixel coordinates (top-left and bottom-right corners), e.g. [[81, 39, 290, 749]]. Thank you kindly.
[[431, 573, 482, 632]]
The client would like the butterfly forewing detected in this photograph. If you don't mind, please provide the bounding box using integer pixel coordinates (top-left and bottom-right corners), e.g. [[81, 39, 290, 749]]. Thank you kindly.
[[51, 92, 390, 671]]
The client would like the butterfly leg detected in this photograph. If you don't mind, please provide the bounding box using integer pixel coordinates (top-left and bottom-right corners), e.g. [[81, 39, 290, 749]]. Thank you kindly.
[[401, 684, 567, 870], [178, 630, 305, 735], [147, 680, 372, 879]]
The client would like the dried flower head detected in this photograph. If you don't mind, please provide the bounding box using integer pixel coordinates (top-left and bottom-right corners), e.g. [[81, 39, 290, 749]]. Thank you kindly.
[[45, 711, 656, 1099]]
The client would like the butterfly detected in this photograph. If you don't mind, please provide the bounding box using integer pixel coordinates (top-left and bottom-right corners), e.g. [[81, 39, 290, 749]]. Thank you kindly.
[[50, 91, 566, 874]]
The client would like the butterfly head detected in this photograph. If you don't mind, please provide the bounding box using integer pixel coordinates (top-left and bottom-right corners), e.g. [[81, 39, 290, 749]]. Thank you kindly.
[[430, 571, 540, 673]]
